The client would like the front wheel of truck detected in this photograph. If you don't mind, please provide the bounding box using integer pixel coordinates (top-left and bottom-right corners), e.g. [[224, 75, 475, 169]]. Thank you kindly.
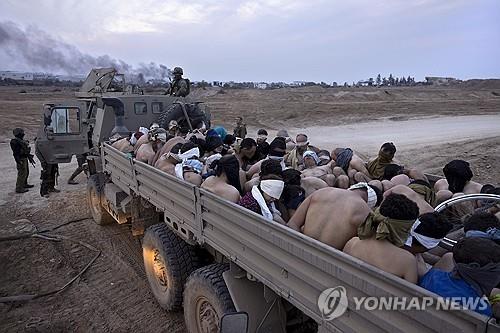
[[183, 263, 235, 333], [143, 224, 199, 311], [87, 174, 114, 225]]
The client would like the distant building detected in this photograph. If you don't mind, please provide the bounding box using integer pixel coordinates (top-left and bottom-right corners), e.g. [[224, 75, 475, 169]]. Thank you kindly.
[[0, 71, 34, 81], [291, 81, 306, 87], [425, 76, 461, 86], [256, 82, 267, 89]]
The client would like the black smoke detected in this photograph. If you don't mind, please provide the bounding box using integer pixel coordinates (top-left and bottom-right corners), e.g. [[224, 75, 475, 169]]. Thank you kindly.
[[0, 21, 171, 82]]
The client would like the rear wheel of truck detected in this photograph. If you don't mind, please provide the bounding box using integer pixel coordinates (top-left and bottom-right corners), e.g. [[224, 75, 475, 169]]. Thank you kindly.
[[87, 174, 114, 225], [143, 224, 199, 311], [183, 263, 235, 333]]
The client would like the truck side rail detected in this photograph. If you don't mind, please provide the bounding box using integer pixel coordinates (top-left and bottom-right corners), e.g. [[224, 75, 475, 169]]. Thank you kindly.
[[101, 144, 499, 333]]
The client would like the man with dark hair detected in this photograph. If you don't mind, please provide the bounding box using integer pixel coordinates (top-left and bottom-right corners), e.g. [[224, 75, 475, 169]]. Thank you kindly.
[[434, 160, 483, 204], [404, 212, 453, 254], [255, 129, 270, 160], [10, 128, 35, 193], [246, 137, 287, 179], [235, 137, 256, 171], [366, 142, 397, 180], [244, 159, 283, 193], [383, 184, 435, 215], [201, 155, 242, 203], [343, 193, 420, 283], [287, 186, 385, 250], [419, 238, 500, 317], [283, 168, 328, 197]]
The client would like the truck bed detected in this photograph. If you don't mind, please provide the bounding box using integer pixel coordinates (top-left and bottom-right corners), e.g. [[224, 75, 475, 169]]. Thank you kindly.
[[101, 143, 499, 333]]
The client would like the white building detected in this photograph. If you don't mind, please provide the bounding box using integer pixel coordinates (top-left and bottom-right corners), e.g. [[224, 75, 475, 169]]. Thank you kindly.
[[256, 83, 268, 89], [0, 71, 34, 81]]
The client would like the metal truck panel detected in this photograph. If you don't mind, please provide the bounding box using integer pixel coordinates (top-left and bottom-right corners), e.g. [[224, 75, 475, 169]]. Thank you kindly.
[[101, 144, 499, 333]]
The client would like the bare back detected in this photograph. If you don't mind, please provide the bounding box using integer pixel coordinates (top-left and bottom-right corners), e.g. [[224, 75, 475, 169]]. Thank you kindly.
[[136, 143, 155, 163], [343, 237, 418, 283], [201, 176, 241, 203], [288, 188, 371, 249], [152, 137, 187, 165]]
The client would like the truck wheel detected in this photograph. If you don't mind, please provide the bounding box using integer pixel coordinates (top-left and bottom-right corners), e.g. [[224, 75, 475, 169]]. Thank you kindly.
[[157, 103, 209, 130], [183, 264, 235, 333], [87, 174, 114, 225], [143, 224, 199, 311]]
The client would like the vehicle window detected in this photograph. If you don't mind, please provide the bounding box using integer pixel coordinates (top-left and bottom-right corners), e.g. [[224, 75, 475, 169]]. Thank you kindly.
[[135, 102, 147, 115], [50, 108, 80, 134], [152, 102, 163, 114]]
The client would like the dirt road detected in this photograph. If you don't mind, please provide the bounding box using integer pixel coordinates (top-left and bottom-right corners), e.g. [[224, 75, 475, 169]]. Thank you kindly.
[[290, 114, 500, 153]]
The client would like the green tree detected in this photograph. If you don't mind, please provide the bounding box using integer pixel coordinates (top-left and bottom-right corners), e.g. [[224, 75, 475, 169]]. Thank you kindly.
[[376, 74, 381, 86]]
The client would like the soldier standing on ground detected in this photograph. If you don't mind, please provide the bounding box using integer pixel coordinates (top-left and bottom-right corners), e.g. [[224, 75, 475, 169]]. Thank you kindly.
[[35, 140, 60, 197], [233, 117, 247, 139], [10, 128, 35, 193], [167, 67, 190, 97]]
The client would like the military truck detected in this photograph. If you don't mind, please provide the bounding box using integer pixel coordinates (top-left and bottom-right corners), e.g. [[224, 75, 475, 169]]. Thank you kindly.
[[36, 69, 500, 333]]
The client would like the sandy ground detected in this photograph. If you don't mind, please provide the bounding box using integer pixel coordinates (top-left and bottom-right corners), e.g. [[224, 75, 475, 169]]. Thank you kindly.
[[0, 83, 499, 332]]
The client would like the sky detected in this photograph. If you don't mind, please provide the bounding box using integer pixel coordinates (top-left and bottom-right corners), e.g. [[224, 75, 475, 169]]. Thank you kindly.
[[0, 0, 499, 83]]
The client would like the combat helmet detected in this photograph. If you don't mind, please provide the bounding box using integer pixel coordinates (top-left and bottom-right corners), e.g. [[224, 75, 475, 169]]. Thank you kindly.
[[173, 67, 183, 75]]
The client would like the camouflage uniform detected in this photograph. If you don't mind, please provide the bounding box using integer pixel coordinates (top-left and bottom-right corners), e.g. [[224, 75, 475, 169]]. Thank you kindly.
[[233, 121, 247, 139], [168, 67, 189, 97], [10, 128, 33, 192]]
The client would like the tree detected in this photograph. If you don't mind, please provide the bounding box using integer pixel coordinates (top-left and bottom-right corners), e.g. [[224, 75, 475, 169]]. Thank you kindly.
[[382, 77, 388, 86], [368, 77, 374, 86], [401, 77, 407, 85], [332, 81, 338, 87], [376, 74, 381, 86], [395, 78, 399, 86], [344, 82, 348, 87], [388, 74, 395, 86]]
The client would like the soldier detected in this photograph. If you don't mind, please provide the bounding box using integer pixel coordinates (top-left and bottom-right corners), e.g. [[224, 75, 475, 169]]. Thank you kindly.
[[168, 67, 190, 97], [10, 128, 35, 193], [35, 140, 60, 197], [233, 117, 247, 139]]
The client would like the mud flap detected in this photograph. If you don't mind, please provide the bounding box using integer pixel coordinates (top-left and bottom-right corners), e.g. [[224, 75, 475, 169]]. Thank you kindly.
[[223, 266, 286, 333]]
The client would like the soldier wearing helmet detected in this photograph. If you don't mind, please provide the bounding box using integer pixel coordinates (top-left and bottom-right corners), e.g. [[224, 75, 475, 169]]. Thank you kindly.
[[168, 67, 190, 97], [10, 127, 35, 193]]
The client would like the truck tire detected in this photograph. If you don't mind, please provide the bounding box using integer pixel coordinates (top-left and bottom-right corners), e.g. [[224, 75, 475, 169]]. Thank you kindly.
[[157, 103, 209, 130], [87, 174, 114, 225], [143, 224, 199, 311], [183, 263, 236, 333]]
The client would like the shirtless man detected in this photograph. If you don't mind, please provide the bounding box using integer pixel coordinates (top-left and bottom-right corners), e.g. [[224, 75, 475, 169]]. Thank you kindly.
[[300, 150, 350, 188], [201, 155, 242, 203], [134, 123, 159, 154], [244, 159, 282, 193], [283, 169, 328, 198], [111, 127, 147, 153], [332, 148, 371, 184], [343, 193, 420, 283], [383, 184, 435, 214], [434, 160, 483, 204], [287, 185, 382, 249], [155, 143, 183, 175], [152, 136, 188, 166], [136, 128, 167, 164], [173, 142, 203, 186]]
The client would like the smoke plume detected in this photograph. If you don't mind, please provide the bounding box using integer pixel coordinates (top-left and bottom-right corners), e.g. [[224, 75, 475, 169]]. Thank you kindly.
[[0, 21, 171, 82]]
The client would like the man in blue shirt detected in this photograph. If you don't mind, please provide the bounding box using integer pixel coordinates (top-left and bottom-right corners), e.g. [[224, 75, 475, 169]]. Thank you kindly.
[[419, 238, 500, 317]]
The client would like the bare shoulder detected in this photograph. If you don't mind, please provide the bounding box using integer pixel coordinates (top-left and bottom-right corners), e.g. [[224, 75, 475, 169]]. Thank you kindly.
[[201, 176, 215, 188], [343, 237, 359, 253]]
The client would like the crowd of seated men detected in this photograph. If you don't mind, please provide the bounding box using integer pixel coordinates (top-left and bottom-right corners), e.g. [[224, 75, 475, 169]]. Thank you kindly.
[[110, 120, 500, 319]]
